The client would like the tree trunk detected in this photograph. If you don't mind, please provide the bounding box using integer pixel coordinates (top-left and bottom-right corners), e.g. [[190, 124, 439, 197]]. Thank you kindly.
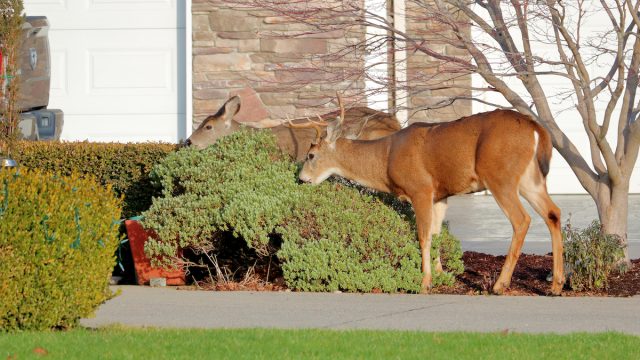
[[595, 181, 631, 264]]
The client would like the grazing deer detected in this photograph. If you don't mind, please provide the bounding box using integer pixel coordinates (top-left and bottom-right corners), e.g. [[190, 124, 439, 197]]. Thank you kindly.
[[299, 97, 564, 295], [185, 96, 401, 161]]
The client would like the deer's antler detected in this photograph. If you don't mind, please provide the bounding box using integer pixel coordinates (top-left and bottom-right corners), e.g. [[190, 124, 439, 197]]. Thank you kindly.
[[283, 115, 327, 144]]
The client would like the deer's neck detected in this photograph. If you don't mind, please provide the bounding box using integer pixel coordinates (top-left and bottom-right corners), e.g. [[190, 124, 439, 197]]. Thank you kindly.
[[334, 138, 392, 193]]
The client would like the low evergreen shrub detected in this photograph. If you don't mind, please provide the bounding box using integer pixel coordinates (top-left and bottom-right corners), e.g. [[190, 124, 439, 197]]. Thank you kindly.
[[12, 141, 177, 218], [277, 184, 424, 292], [563, 220, 626, 291], [0, 169, 122, 331], [142, 130, 463, 292], [142, 130, 298, 260]]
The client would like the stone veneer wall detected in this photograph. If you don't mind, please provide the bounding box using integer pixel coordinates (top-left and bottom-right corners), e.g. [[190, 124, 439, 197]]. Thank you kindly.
[[192, 0, 366, 124], [404, 2, 472, 124], [192, 0, 471, 126]]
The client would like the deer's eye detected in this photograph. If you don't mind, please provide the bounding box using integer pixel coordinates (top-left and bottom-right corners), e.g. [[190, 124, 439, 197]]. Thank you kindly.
[[308, 153, 315, 160], [205, 125, 213, 130]]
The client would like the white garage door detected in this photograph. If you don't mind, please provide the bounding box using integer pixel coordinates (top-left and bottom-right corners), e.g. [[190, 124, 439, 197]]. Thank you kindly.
[[23, 0, 187, 143]]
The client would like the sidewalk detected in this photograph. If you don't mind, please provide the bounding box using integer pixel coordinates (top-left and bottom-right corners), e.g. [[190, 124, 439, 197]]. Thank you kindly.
[[82, 286, 640, 334]]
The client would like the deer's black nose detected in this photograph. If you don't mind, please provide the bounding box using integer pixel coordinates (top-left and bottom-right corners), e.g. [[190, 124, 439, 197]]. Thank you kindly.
[[184, 139, 192, 147]]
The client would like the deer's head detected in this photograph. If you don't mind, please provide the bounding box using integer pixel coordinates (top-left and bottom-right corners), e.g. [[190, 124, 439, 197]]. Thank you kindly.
[[185, 96, 242, 149], [299, 95, 346, 184]]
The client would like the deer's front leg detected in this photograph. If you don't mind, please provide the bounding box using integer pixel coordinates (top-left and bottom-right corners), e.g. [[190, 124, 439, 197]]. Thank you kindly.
[[431, 199, 448, 273], [413, 194, 434, 293]]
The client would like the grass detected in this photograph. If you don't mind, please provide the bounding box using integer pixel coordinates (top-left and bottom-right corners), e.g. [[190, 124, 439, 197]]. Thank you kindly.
[[0, 328, 638, 359]]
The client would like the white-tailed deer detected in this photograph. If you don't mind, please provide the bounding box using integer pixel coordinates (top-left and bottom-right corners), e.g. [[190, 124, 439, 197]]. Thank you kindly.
[[299, 97, 565, 295], [185, 96, 401, 161]]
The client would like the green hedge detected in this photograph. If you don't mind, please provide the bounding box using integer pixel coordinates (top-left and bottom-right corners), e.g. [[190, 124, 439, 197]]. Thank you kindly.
[[142, 130, 463, 293], [12, 141, 177, 218], [0, 169, 122, 331]]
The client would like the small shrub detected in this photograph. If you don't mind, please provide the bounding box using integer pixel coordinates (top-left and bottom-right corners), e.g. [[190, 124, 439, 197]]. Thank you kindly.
[[143, 130, 463, 292], [0, 0, 24, 157], [563, 220, 626, 291], [12, 141, 177, 218], [0, 169, 122, 331]]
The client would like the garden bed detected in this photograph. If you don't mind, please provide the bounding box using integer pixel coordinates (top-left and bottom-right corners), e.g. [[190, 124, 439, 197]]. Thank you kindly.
[[180, 235, 640, 296]]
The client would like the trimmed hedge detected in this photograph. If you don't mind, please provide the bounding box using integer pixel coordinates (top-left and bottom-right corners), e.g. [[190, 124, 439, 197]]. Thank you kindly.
[[142, 130, 463, 293], [12, 141, 177, 218], [0, 169, 122, 331]]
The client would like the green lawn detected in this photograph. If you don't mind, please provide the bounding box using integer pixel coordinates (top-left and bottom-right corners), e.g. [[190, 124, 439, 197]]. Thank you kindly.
[[1, 328, 637, 359]]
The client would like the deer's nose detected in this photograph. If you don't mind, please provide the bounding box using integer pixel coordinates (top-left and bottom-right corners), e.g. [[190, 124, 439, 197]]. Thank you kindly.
[[299, 174, 312, 183], [184, 139, 192, 147]]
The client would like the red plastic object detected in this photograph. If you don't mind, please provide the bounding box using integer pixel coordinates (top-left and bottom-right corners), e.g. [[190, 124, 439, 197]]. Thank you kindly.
[[124, 220, 186, 286]]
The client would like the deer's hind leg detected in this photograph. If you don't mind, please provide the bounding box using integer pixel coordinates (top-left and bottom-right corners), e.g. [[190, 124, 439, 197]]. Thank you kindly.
[[519, 160, 564, 295], [484, 179, 531, 295]]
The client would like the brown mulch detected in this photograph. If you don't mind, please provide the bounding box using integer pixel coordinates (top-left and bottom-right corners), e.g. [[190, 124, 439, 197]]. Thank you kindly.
[[432, 252, 640, 297]]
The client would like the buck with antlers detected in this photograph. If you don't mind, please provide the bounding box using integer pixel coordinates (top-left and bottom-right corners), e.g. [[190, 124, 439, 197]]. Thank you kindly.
[[185, 96, 401, 161], [299, 97, 565, 295]]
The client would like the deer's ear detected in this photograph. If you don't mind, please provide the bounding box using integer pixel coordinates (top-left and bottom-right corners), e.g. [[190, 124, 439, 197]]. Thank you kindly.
[[223, 96, 241, 128], [325, 124, 334, 143], [325, 121, 341, 144]]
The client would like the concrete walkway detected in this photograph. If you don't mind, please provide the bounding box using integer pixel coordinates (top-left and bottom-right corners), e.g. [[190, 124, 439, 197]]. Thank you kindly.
[[82, 195, 640, 334], [82, 286, 640, 334]]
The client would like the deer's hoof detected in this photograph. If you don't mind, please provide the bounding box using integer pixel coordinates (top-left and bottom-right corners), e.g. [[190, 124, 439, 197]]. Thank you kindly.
[[421, 278, 432, 294], [550, 281, 564, 296], [492, 282, 508, 295]]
